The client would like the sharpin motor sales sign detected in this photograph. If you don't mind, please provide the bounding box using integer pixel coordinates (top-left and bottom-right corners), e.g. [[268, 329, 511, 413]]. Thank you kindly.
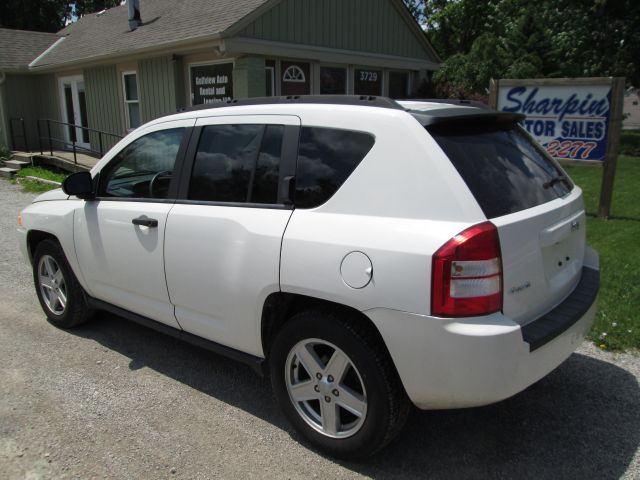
[[489, 78, 623, 163]]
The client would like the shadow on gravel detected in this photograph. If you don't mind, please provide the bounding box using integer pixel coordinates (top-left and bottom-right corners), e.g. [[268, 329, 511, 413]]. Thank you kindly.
[[73, 313, 639, 480]]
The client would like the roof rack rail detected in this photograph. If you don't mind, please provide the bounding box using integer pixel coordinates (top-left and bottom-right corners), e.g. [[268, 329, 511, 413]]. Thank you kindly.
[[177, 95, 404, 113]]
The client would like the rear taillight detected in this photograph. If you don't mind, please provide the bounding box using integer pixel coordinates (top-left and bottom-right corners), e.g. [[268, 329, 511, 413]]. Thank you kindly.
[[431, 222, 502, 317]]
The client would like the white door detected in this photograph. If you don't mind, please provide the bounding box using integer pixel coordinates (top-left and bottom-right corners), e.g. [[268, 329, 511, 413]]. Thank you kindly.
[[164, 115, 300, 356], [59, 75, 90, 150], [73, 120, 193, 328]]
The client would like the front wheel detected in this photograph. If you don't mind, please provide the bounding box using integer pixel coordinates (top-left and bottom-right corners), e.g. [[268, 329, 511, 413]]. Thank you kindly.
[[270, 310, 410, 459], [33, 239, 92, 328]]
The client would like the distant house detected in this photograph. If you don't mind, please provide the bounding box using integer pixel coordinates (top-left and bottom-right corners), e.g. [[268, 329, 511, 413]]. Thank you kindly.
[[0, 0, 440, 155], [623, 88, 640, 130]]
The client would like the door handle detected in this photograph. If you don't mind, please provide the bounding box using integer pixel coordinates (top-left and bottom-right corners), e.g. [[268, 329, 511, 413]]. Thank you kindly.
[[132, 216, 158, 228]]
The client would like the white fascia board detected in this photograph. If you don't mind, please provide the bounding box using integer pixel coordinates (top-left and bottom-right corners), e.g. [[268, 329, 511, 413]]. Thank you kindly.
[[223, 37, 440, 71], [28, 37, 66, 68]]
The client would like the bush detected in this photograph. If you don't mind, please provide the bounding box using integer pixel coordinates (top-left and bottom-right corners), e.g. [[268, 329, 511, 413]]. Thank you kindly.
[[0, 144, 11, 160], [619, 130, 640, 156]]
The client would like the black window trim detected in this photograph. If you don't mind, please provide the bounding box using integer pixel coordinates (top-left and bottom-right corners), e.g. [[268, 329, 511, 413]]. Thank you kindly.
[[176, 122, 299, 210], [94, 126, 194, 203]]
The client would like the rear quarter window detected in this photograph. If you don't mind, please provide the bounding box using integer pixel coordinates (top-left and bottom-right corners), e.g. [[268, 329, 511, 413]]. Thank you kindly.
[[429, 124, 572, 218], [295, 127, 375, 209]]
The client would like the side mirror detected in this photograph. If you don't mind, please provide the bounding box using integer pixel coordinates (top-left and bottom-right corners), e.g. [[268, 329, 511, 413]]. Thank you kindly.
[[62, 171, 95, 200]]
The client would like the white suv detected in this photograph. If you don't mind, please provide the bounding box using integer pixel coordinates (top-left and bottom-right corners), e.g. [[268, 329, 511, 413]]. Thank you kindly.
[[17, 96, 599, 458]]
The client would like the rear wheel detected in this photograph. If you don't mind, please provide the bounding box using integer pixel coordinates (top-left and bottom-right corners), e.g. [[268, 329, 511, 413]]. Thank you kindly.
[[270, 309, 410, 458], [33, 239, 92, 328]]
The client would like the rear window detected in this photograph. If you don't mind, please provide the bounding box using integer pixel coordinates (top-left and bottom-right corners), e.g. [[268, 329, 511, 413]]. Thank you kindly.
[[429, 124, 573, 218]]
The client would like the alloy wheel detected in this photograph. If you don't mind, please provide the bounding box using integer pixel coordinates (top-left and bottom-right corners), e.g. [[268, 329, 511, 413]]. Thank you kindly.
[[38, 255, 67, 315], [285, 338, 367, 439]]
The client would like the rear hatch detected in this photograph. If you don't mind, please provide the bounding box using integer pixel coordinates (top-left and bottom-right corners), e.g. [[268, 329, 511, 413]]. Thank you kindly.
[[425, 114, 585, 325]]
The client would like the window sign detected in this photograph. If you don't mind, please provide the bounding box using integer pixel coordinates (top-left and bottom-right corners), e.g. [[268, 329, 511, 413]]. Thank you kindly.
[[281, 61, 310, 95], [190, 63, 233, 105], [354, 68, 382, 96], [320, 67, 347, 95]]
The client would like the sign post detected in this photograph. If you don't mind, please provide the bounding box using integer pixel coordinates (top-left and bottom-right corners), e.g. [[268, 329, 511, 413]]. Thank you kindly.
[[489, 77, 625, 218]]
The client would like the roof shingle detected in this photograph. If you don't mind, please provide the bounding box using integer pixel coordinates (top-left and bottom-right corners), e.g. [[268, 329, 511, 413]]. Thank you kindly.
[[31, 0, 269, 68], [0, 28, 60, 71]]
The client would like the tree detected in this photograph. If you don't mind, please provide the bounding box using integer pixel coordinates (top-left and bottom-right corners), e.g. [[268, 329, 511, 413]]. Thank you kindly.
[[75, 1, 121, 18], [0, 0, 71, 33], [0, 0, 122, 33], [406, 0, 640, 97]]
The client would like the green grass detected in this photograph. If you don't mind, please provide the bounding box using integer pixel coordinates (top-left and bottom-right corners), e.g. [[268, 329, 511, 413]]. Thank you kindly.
[[16, 166, 67, 183], [11, 166, 67, 193], [564, 144, 640, 351]]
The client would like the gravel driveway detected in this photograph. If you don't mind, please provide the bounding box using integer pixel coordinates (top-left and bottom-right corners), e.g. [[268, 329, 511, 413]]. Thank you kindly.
[[1, 180, 638, 479]]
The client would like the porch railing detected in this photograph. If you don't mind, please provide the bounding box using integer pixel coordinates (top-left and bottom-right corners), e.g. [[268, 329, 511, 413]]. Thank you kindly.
[[8, 117, 28, 152], [36, 119, 123, 164]]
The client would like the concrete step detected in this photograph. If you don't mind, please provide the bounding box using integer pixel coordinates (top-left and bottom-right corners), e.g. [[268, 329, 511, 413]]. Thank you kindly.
[[0, 167, 19, 178], [11, 152, 33, 162], [4, 159, 30, 169]]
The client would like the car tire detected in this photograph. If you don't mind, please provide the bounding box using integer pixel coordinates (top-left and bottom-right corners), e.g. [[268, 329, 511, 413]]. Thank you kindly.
[[270, 309, 410, 459], [33, 239, 92, 329]]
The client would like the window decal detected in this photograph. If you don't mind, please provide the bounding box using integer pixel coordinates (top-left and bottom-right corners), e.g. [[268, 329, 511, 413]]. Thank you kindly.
[[282, 65, 306, 83]]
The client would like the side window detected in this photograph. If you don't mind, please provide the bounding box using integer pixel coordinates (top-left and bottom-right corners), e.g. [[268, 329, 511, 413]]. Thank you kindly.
[[188, 124, 284, 204], [99, 128, 184, 199], [295, 127, 375, 209]]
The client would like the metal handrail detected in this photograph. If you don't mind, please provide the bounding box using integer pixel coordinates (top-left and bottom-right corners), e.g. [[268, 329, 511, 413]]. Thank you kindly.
[[8, 118, 28, 152], [35, 118, 123, 164]]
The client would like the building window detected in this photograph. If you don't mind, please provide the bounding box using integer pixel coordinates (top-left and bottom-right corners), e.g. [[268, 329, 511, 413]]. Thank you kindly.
[[388, 72, 410, 99], [354, 68, 382, 96], [320, 66, 347, 95], [282, 65, 306, 82], [265, 60, 275, 96], [190, 62, 233, 105], [122, 72, 141, 130], [281, 61, 310, 95]]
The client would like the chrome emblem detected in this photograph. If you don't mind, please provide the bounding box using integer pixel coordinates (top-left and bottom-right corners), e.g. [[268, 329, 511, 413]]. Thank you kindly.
[[571, 220, 580, 232], [509, 281, 531, 294]]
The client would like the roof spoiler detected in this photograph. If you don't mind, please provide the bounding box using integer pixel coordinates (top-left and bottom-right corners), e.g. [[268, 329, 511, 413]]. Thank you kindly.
[[410, 107, 525, 127]]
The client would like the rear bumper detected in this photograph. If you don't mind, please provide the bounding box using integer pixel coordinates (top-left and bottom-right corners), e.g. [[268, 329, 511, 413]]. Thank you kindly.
[[367, 256, 599, 410]]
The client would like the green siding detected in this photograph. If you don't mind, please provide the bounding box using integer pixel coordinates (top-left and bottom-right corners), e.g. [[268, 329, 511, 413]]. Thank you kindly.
[[240, 0, 434, 61], [138, 55, 184, 123], [4, 74, 60, 151], [233, 56, 266, 98], [84, 65, 124, 152]]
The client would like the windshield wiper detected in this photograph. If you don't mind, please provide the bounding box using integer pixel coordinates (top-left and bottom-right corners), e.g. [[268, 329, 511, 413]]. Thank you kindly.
[[543, 175, 567, 189]]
